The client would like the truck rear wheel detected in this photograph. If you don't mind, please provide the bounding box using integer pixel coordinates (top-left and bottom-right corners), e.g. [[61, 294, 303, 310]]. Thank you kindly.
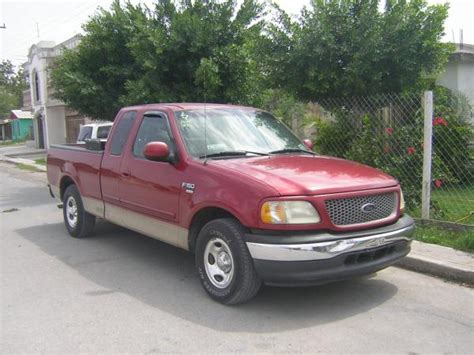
[[195, 218, 262, 305], [63, 185, 95, 238]]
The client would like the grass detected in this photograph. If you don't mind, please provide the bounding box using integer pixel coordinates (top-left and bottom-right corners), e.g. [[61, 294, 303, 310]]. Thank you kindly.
[[15, 163, 43, 173], [430, 187, 474, 224], [409, 185, 474, 225], [0, 140, 25, 146], [34, 158, 46, 165], [413, 223, 474, 253]]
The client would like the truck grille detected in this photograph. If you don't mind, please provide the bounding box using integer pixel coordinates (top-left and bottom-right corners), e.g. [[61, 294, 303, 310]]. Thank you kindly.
[[325, 192, 397, 226]]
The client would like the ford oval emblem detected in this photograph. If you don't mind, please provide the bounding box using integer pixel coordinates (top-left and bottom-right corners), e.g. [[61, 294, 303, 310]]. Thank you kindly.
[[361, 203, 376, 213]]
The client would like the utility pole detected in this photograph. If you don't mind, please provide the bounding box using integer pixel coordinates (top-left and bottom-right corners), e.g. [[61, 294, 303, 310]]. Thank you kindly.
[[422, 91, 433, 220]]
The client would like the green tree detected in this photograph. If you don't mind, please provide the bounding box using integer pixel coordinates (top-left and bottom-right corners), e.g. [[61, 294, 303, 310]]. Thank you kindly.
[[51, 0, 266, 120], [0, 60, 26, 119], [51, 1, 146, 120], [263, 0, 452, 100]]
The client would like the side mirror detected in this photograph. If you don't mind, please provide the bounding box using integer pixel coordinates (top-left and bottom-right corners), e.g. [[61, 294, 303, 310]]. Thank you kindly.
[[303, 139, 314, 150], [144, 141, 170, 162]]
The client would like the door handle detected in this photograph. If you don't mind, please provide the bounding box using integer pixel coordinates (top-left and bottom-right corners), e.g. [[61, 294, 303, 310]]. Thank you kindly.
[[121, 171, 131, 177]]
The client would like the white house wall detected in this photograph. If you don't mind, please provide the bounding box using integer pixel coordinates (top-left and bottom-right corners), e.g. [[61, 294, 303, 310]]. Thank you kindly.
[[438, 62, 458, 91], [456, 62, 474, 104], [437, 45, 474, 113], [439, 60, 474, 104], [23, 36, 83, 148], [45, 106, 66, 145]]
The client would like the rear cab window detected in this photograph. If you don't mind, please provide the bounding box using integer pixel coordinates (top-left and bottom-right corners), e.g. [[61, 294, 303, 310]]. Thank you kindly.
[[110, 111, 137, 155]]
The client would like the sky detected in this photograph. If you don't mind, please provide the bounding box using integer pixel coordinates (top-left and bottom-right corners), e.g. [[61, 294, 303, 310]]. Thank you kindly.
[[1, 0, 473, 67]]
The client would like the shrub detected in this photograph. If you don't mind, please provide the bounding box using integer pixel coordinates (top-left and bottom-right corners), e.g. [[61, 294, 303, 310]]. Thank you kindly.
[[310, 87, 472, 214]]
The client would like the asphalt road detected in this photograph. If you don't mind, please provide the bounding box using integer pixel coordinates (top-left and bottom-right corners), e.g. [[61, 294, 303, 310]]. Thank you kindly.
[[1, 162, 473, 353]]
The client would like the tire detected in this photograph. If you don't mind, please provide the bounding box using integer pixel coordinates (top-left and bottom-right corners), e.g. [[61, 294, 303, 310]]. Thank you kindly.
[[62, 185, 95, 238], [195, 218, 262, 305]]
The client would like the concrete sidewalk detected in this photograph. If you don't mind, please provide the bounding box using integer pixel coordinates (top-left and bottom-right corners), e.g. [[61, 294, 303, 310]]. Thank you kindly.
[[0, 144, 47, 172], [397, 240, 474, 285], [2, 156, 47, 171]]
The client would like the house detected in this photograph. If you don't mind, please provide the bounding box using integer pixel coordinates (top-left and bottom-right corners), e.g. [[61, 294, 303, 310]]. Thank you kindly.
[[438, 43, 474, 110], [22, 35, 89, 148], [10, 109, 33, 141], [0, 118, 12, 141]]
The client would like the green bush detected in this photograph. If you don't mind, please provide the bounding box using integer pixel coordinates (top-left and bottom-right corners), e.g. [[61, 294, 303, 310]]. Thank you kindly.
[[310, 87, 473, 215], [432, 87, 474, 185]]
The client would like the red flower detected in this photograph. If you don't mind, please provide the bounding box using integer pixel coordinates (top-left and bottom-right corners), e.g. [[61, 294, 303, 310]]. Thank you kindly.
[[385, 127, 394, 135], [407, 147, 416, 155], [434, 179, 442, 188], [433, 117, 448, 126]]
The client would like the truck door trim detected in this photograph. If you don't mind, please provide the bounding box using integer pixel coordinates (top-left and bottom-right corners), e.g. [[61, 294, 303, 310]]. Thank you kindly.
[[104, 202, 189, 250], [82, 196, 105, 218]]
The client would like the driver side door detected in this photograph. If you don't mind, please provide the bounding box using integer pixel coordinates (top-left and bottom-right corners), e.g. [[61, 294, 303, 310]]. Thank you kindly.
[[119, 112, 183, 241]]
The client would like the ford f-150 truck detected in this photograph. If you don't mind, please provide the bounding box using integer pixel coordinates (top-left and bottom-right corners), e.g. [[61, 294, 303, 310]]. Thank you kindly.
[[47, 103, 414, 304]]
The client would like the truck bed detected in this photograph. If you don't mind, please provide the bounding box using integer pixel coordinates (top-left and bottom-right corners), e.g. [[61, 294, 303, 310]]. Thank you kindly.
[[47, 144, 104, 206]]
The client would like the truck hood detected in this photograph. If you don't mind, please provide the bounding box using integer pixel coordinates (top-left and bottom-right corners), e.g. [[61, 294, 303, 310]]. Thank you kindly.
[[211, 155, 398, 196]]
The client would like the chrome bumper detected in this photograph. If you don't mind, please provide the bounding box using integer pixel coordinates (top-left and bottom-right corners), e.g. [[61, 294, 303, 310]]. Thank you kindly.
[[246, 216, 414, 262]]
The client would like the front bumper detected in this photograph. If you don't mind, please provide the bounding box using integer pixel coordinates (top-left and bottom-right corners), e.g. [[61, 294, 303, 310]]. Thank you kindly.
[[246, 215, 414, 286]]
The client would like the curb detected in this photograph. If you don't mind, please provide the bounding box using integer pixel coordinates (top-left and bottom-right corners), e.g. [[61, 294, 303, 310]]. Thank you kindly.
[[396, 241, 474, 286], [1, 157, 47, 172]]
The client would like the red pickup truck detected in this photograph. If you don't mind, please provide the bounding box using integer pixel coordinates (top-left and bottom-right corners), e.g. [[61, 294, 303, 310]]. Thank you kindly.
[[47, 103, 414, 304]]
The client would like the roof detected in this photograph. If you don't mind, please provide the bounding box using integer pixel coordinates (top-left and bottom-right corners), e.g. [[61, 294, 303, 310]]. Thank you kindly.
[[454, 43, 474, 54], [24, 34, 82, 66], [122, 103, 257, 112], [449, 43, 474, 64], [11, 110, 33, 119]]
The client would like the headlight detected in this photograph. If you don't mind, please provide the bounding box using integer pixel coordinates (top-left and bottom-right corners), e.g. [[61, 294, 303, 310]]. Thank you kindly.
[[400, 190, 405, 212], [261, 201, 320, 224]]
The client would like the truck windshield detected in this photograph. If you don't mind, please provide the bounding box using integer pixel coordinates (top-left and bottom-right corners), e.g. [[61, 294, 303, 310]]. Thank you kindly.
[[175, 109, 308, 158]]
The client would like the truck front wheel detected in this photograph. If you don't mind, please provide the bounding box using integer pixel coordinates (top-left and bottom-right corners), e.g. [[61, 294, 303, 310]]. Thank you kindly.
[[195, 218, 262, 305], [63, 185, 95, 238]]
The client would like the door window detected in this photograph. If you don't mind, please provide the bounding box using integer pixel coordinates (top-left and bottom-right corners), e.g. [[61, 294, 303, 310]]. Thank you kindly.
[[133, 114, 174, 158]]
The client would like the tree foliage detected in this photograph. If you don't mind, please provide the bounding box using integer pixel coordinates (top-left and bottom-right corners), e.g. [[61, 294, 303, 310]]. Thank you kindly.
[[51, 0, 265, 120], [0, 60, 26, 119], [262, 0, 452, 99], [51, 0, 451, 120]]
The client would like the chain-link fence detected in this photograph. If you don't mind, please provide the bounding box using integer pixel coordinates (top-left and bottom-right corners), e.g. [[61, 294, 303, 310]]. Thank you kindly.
[[300, 90, 474, 225]]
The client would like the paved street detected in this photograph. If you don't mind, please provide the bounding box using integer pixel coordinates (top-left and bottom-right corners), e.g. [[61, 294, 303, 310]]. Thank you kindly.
[[1, 162, 473, 353]]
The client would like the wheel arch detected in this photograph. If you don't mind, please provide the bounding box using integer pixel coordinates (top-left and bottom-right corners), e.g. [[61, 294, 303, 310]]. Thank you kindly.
[[187, 206, 244, 253], [59, 175, 78, 201]]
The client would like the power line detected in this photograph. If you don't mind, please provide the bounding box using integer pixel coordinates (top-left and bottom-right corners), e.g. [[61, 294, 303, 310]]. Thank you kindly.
[[5, 2, 96, 52], [3, 1, 105, 59]]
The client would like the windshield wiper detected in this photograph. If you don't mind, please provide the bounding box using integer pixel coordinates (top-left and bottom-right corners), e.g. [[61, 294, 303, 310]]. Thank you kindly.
[[199, 150, 269, 159], [269, 148, 315, 155]]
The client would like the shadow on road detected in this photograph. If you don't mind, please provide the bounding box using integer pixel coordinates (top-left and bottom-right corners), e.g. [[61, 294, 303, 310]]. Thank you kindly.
[[17, 221, 398, 333]]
